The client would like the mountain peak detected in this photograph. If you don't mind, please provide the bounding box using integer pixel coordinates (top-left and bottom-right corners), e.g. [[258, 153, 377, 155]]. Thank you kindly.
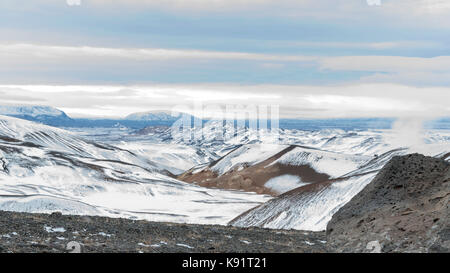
[[0, 105, 67, 118]]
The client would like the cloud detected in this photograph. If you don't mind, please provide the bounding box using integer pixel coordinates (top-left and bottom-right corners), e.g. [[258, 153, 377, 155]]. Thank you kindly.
[[359, 71, 450, 86], [0, 90, 46, 103], [2, 43, 450, 86], [86, 0, 450, 15], [87, 0, 313, 12], [1, 83, 448, 119], [176, 89, 281, 101], [0, 43, 314, 62], [1, 1, 448, 120], [6, 0, 450, 22], [83, 0, 450, 26], [384, 0, 450, 15], [268, 41, 442, 50], [318, 55, 450, 73]]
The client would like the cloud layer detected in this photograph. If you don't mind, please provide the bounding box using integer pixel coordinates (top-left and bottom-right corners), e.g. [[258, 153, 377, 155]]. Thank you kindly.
[[0, 1, 448, 118], [2, 43, 449, 86], [0, 84, 448, 119]]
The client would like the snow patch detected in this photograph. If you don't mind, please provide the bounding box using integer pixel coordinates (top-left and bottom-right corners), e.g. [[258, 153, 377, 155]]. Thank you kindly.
[[176, 243, 194, 249], [264, 175, 309, 194], [44, 226, 66, 233]]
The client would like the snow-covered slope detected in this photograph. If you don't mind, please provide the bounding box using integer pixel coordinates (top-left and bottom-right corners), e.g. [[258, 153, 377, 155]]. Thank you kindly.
[[160, 119, 449, 160], [230, 172, 377, 231], [115, 142, 217, 175], [0, 115, 271, 225], [229, 144, 449, 231], [268, 146, 370, 178], [0, 115, 159, 171], [210, 144, 287, 176]]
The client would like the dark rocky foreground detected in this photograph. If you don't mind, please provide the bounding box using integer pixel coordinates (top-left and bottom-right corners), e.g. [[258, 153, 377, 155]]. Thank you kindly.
[[0, 210, 326, 253], [327, 153, 449, 253]]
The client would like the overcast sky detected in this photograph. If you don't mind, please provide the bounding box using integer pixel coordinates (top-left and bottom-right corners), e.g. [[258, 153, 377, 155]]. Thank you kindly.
[[1, 0, 449, 118]]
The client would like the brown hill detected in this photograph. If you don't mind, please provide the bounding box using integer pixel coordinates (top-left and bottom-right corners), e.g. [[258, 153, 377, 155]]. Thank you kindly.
[[178, 145, 331, 196]]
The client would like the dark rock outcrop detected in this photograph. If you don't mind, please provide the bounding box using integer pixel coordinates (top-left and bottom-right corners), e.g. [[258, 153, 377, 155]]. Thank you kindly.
[[327, 153, 449, 253]]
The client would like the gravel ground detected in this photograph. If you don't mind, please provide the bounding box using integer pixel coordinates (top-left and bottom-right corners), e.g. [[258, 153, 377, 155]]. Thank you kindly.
[[0, 210, 326, 253]]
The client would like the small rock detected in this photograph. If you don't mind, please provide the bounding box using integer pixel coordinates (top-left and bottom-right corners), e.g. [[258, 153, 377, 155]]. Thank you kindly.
[[50, 212, 63, 218]]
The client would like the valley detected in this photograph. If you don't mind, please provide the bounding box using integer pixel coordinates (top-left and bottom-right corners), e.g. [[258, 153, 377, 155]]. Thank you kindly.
[[0, 110, 449, 252]]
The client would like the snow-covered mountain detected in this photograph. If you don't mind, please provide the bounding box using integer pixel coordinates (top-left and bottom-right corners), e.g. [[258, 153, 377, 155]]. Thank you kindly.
[[162, 120, 450, 231], [125, 111, 188, 121], [0, 105, 72, 125], [0, 115, 271, 225], [0, 113, 449, 232], [0, 105, 191, 128]]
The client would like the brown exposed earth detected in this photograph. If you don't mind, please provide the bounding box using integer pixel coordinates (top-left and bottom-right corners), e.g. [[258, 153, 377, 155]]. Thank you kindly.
[[178, 145, 330, 196]]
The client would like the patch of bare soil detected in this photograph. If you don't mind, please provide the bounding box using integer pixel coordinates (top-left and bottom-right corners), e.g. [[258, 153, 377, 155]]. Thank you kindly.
[[178, 145, 330, 196]]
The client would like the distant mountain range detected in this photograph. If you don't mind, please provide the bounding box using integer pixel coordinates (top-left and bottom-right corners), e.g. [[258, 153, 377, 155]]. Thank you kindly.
[[0, 114, 269, 224], [125, 111, 182, 121], [0, 105, 189, 128], [0, 105, 449, 130], [0, 105, 72, 124]]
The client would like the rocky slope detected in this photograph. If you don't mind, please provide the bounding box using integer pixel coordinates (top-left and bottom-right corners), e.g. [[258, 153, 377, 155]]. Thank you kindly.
[[326, 153, 449, 253]]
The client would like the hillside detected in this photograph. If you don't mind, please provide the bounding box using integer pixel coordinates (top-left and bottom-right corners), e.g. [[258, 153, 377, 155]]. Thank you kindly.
[[228, 150, 449, 232], [0, 115, 270, 225], [327, 154, 449, 253], [179, 144, 370, 196]]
